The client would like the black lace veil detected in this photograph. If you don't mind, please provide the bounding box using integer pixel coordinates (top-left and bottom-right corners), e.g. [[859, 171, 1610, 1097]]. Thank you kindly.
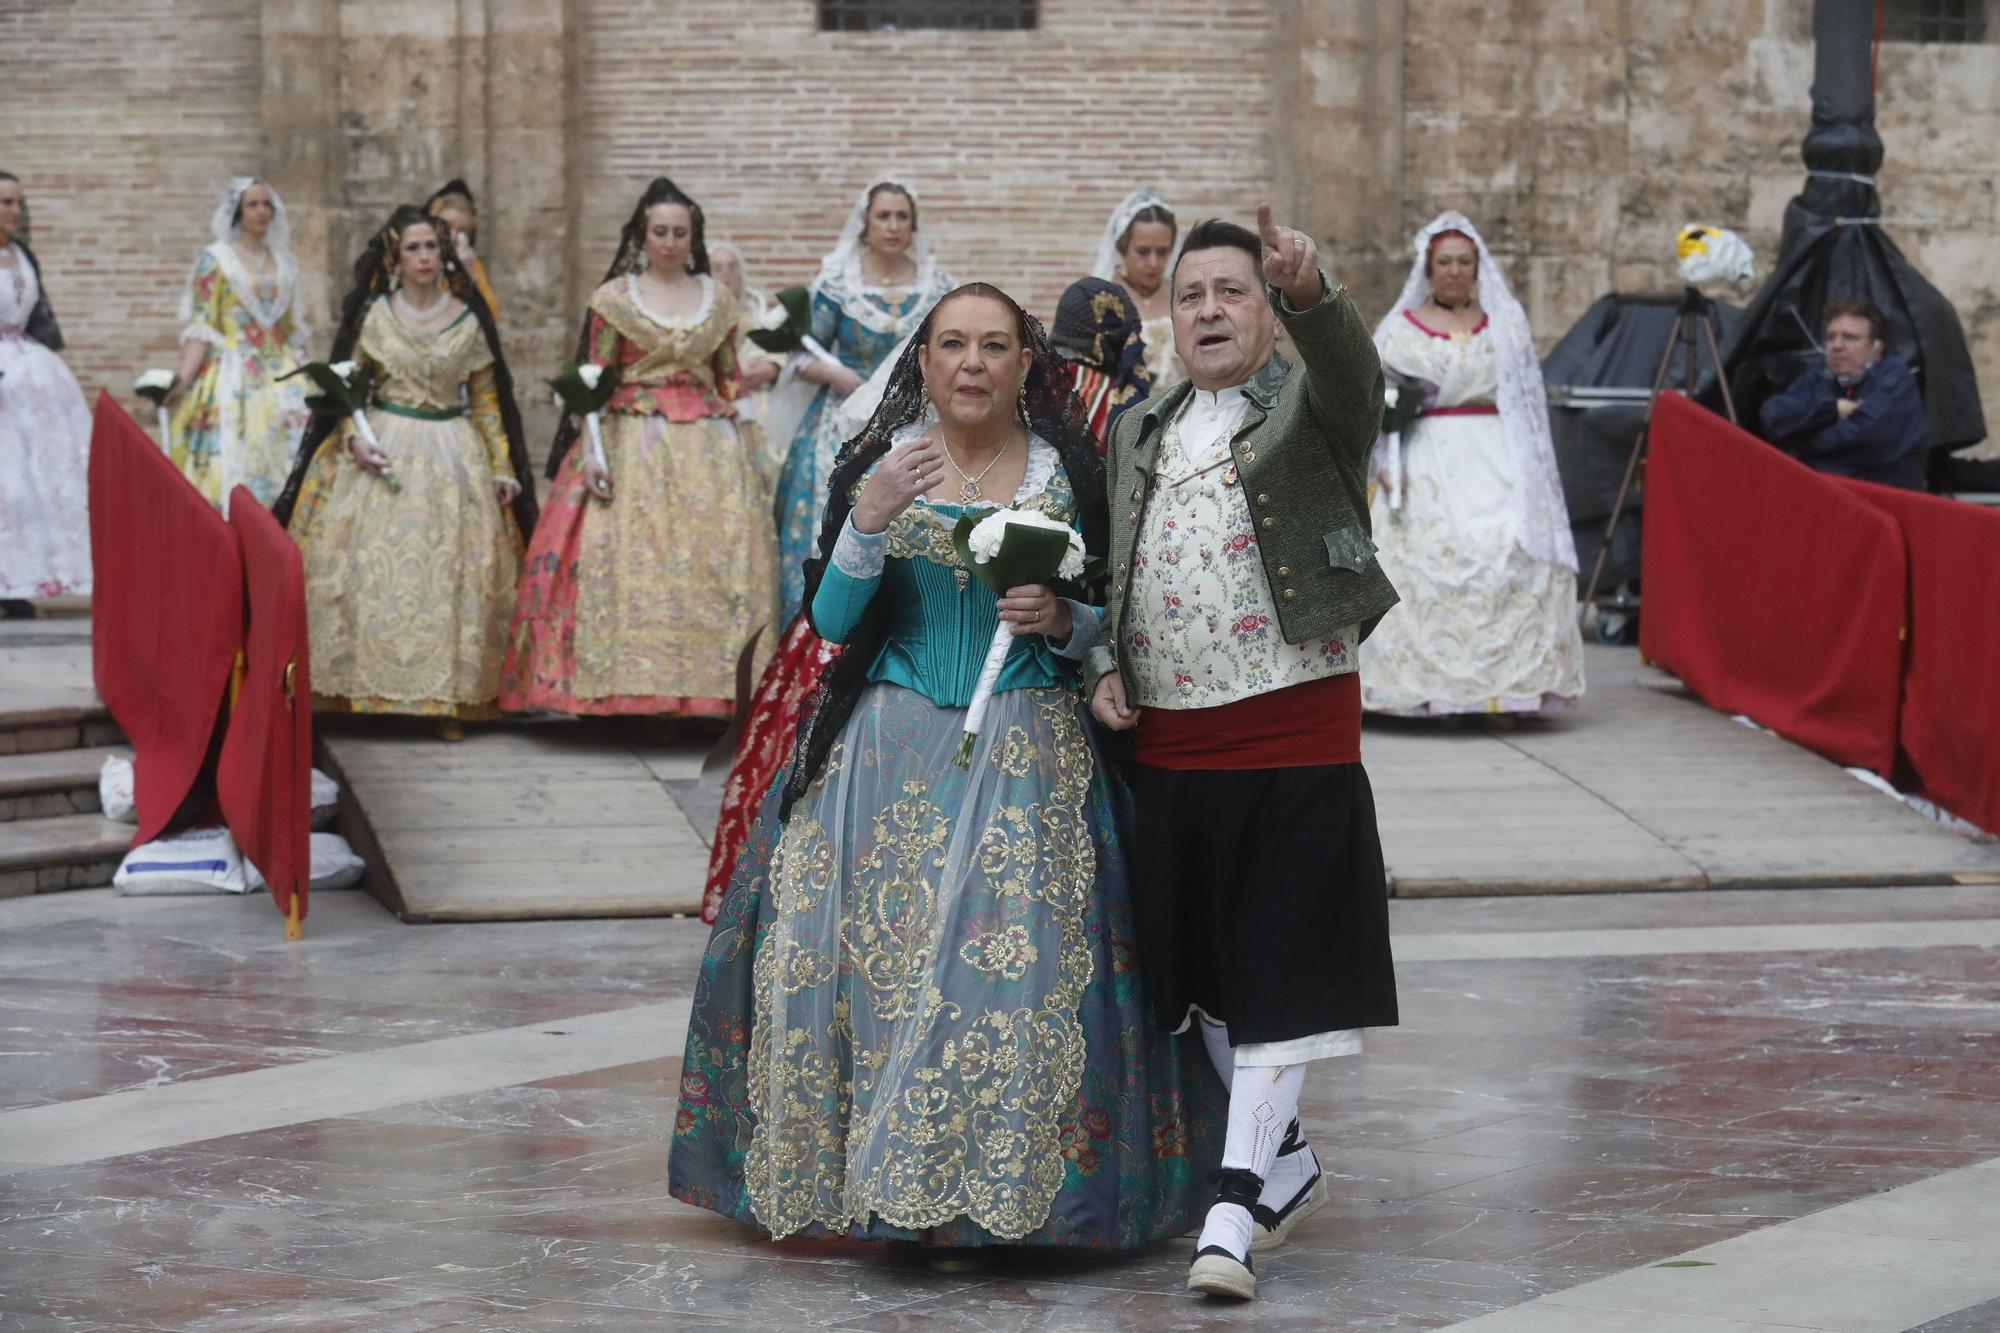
[[780, 282, 1110, 818], [545, 176, 712, 478], [272, 204, 539, 536]]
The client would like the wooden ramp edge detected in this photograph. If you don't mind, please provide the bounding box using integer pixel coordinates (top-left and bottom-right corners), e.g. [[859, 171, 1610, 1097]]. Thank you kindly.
[[317, 720, 712, 923]]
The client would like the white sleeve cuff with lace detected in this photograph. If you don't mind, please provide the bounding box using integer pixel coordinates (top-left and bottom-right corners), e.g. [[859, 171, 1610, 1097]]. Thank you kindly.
[[830, 514, 889, 581]]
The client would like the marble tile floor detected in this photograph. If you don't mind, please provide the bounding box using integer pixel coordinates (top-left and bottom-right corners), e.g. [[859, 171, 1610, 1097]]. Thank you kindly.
[[1, 885, 1997, 1330]]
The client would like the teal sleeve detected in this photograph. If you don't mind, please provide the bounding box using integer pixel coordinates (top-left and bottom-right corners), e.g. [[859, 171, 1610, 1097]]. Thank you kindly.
[[808, 516, 887, 643]]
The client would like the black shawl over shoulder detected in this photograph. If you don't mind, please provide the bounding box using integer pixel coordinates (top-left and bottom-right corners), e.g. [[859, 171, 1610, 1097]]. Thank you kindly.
[[14, 239, 65, 352]]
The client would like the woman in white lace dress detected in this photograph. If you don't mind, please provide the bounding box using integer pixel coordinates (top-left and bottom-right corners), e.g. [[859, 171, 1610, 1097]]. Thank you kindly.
[[0, 172, 92, 610], [1091, 188, 1183, 393], [1364, 211, 1584, 716]]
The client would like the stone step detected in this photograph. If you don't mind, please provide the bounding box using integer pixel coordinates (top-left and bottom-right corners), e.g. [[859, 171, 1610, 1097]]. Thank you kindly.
[[0, 745, 127, 822], [0, 812, 132, 898], [0, 702, 123, 757]]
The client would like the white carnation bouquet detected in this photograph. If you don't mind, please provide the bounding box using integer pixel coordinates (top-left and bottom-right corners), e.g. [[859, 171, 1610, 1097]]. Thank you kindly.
[[949, 506, 1087, 766], [550, 361, 621, 492]]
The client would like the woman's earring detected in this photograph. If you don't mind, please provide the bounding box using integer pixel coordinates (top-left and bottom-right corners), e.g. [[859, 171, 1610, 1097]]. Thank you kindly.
[[1018, 382, 1030, 420]]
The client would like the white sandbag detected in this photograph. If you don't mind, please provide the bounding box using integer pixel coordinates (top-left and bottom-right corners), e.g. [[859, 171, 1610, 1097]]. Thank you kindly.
[[98, 755, 138, 824], [244, 832, 366, 893], [306, 832, 364, 890], [310, 767, 340, 830], [114, 825, 253, 896]]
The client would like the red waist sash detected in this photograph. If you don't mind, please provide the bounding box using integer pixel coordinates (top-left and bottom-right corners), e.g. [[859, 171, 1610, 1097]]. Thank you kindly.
[[1136, 672, 1361, 770], [1419, 404, 1499, 417]]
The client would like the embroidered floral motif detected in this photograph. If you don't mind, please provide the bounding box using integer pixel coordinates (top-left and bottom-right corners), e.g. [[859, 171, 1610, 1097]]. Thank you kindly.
[[960, 924, 1040, 980], [744, 687, 1097, 1241], [1125, 406, 1357, 708]]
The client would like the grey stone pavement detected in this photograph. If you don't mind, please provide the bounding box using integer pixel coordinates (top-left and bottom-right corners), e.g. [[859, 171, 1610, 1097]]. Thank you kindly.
[[3, 617, 2000, 1329]]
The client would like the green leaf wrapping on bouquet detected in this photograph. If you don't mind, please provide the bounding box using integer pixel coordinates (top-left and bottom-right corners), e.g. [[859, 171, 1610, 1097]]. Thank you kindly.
[[745, 286, 812, 354], [1381, 383, 1426, 436], [278, 361, 377, 419], [950, 511, 1078, 596], [549, 361, 622, 416]]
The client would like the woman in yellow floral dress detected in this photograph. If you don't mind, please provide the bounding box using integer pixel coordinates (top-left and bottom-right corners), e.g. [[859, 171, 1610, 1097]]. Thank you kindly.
[[275, 205, 539, 732], [164, 177, 312, 512], [500, 178, 774, 717]]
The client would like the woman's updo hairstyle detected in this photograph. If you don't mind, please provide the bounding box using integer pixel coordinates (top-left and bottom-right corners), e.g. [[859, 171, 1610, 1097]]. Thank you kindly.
[[1116, 203, 1176, 254], [861, 182, 918, 243], [1424, 228, 1477, 276]]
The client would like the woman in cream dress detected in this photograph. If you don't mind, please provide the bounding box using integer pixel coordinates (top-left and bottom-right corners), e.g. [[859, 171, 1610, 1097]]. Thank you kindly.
[[276, 205, 538, 731], [1365, 211, 1584, 716]]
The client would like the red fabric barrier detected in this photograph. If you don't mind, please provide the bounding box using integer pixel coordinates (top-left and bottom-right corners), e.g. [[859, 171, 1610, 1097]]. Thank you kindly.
[[1640, 392, 1903, 777], [86, 394, 243, 845], [218, 488, 313, 930], [1836, 478, 2000, 833]]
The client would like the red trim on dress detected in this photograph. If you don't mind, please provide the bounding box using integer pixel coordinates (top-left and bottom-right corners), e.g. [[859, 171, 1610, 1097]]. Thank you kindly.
[[1402, 309, 1490, 340], [1136, 671, 1361, 771]]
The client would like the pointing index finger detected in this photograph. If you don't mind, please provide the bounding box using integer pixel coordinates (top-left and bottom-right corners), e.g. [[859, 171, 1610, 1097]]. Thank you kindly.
[[1257, 202, 1280, 248]]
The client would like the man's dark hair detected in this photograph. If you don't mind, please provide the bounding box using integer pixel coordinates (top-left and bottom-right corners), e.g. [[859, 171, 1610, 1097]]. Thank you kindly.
[[1822, 298, 1887, 344], [1173, 218, 1269, 301]]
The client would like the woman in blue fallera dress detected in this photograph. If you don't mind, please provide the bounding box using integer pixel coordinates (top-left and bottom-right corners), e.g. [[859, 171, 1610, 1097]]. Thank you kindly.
[[670, 283, 1222, 1253], [771, 179, 956, 623]]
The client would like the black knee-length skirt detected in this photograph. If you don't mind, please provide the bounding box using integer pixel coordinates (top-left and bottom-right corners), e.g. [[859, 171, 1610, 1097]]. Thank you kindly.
[[1129, 760, 1399, 1044]]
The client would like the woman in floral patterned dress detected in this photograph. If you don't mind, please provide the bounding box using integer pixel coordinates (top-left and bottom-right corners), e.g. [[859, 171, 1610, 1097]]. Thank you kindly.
[[499, 178, 773, 718], [669, 284, 1220, 1257], [164, 178, 312, 512], [275, 205, 538, 732]]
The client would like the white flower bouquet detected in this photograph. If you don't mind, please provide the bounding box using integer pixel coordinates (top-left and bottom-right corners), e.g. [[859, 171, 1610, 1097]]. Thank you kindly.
[[949, 506, 1088, 767], [1376, 375, 1436, 520], [550, 361, 621, 490], [280, 358, 396, 491], [134, 369, 177, 450]]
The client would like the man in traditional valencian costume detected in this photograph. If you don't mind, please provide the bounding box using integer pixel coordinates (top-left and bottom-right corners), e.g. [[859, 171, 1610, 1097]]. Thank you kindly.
[[1088, 206, 1400, 1301]]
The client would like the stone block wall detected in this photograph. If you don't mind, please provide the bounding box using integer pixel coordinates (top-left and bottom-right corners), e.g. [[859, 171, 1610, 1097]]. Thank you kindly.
[[5, 0, 1993, 451]]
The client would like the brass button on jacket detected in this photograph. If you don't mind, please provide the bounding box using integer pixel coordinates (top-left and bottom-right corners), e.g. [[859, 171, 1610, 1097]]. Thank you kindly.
[[1282, 588, 1296, 601], [1262, 516, 1277, 530]]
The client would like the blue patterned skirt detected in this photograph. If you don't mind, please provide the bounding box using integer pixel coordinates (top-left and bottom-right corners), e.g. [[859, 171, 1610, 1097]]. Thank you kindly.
[[668, 682, 1223, 1248]]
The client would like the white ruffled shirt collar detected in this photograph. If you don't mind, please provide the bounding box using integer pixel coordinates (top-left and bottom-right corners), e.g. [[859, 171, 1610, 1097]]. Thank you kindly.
[[1175, 384, 1250, 459]]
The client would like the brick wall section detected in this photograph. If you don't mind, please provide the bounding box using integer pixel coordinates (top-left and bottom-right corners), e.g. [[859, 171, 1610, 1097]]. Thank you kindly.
[[4, 0, 1994, 452], [1, 0, 266, 401], [573, 0, 1281, 331]]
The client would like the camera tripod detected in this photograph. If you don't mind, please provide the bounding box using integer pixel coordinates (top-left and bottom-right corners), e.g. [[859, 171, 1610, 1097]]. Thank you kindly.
[[1578, 285, 1739, 616]]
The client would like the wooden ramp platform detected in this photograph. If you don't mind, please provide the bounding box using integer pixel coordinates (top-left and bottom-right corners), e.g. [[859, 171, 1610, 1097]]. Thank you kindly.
[[1368, 646, 2000, 896], [314, 646, 2000, 920], [318, 718, 717, 921]]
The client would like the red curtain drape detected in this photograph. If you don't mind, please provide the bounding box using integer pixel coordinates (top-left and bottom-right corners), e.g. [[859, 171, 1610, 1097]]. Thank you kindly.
[[1836, 478, 2000, 833], [1640, 392, 1904, 777], [86, 394, 243, 845], [218, 488, 313, 927]]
